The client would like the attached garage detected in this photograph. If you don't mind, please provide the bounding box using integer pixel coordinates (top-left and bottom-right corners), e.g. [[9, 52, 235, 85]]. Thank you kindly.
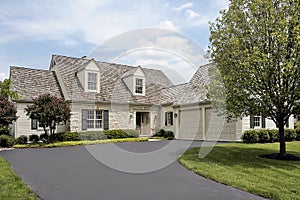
[[177, 108, 203, 140]]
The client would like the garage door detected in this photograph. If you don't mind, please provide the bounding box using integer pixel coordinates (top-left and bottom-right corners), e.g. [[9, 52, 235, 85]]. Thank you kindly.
[[178, 109, 203, 140]]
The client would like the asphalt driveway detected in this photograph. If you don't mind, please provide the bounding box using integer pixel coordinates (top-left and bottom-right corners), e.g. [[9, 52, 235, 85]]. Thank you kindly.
[[0, 141, 264, 200]]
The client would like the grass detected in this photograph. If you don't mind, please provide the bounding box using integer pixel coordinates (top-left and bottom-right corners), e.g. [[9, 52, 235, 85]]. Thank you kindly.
[[14, 137, 148, 148], [178, 142, 300, 200], [0, 156, 39, 200]]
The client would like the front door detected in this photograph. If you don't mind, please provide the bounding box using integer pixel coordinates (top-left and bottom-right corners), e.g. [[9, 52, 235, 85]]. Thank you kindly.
[[136, 112, 150, 136]]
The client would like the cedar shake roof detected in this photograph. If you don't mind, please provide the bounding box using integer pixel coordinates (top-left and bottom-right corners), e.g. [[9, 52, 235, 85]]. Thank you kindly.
[[10, 66, 63, 101], [51, 55, 173, 104], [161, 63, 211, 106], [10, 55, 173, 104]]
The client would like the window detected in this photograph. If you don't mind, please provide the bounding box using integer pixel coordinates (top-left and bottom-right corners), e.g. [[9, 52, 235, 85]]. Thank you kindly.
[[31, 119, 44, 130], [87, 110, 103, 129], [135, 78, 143, 94], [254, 116, 260, 127], [88, 72, 97, 91], [165, 112, 173, 126]]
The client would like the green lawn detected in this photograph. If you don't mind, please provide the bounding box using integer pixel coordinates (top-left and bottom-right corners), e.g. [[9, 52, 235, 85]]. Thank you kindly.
[[0, 156, 39, 200], [178, 142, 300, 200]]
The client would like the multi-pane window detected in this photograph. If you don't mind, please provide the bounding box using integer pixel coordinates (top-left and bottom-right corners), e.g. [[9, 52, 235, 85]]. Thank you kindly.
[[31, 119, 44, 130], [87, 110, 103, 129], [254, 116, 260, 127], [135, 78, 143, 94], [165, 112, 173, 126], [88, 72, 97, 91]]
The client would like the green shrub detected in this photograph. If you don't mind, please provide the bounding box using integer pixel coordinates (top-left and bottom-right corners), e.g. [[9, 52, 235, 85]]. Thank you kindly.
[[103, 130, 129, 139], [16, 135, 28, 144], [153, 129, 174, 139], [29, 134, 39, 143], [123, 129, 140, 138], [0, 135, 15, 147], [79, 131, 106, 141], [294, 122, 300, 129], [284, 129, 297, 141], [49, 132, 80, 142], [296, 129, 300, 141], [241, 130, 258, 143], [257, 129, 269, 143], [266, 129, 278, 143]]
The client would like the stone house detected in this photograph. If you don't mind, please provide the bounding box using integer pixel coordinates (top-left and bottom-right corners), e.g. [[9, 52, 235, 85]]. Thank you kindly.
[[9, 55, 294, 140]]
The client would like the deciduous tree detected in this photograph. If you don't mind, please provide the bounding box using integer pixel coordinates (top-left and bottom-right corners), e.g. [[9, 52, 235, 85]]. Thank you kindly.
[[208, 0, 300, 157]]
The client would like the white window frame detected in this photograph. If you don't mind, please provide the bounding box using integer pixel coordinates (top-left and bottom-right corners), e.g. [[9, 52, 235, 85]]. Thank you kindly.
[[254, 116, 261, 127], [134, 77, 145, 96], [87, 72, 98, 91], [87, 110, 103, 130]]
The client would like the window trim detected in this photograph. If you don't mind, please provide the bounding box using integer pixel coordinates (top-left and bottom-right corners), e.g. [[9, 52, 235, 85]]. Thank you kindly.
[[87, 72, 98, 91], [86, 110, 103, 130], [134, 78, 144, 95], [253, 116, 261, 127]]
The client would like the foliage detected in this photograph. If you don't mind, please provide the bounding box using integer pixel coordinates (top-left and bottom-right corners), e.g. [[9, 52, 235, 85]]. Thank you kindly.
[[0, 79, 19, 100], [39, 133, 49, 142], [0, 135, 15, 147], [79, 131, 106, 141], [208, 0, 300, 156], [16, 135, 28, 144], [295, 122, 300, 129], [49, 132, 80, 142], [178, 142, 300, 200], [28, 134, 39, 143], [0, 95, 17, 135], [296, 128, 300, 141], [153, 129, 175, 139], [123, 129, 140, 138], [24, 94, 71, 136], [0, 156, 39, 199], [13, 138, 148, 148], [242, 129, 296, 143], [103, 129, 133, 139]]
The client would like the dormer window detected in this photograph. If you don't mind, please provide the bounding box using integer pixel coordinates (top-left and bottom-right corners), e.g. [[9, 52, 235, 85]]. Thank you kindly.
[[88, 72, 97, 91], [135, 78, 143, 94]]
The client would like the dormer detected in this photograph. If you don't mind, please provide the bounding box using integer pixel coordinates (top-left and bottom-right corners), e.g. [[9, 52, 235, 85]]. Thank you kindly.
[[77, 59, 101, 93], [121, 66, 146, 96]]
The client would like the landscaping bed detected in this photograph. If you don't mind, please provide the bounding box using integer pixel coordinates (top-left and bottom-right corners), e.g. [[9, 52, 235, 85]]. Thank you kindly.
[[178, 142, 300, 200]]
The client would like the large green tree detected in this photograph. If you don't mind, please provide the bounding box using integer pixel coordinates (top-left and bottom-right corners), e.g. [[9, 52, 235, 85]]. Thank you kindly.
[[208, 0, 300, 157], [0, 95, 17, 135], [25, 94, 71, 136], [0, 79, 19, 100]]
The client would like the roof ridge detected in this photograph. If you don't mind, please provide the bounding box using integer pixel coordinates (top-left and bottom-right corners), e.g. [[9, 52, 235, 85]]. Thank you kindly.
[[10, 66, 49, 72]]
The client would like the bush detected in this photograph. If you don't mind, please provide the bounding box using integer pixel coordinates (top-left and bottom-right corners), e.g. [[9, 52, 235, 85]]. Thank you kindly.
[[241, 130, 258, 143], [153, 129, 174, 139], [257, 130, 269, 143], [29, 134, 39, 143], [0, 135, 15, 147], [294, 122, 300, 129], [103, 130, 130, 139], [49, 132, 80, 142], [284, 129, 297, 141], [296, 129, 300, 141], [39, 133, 49, 142], [16, 135, 28, 144], [123, 129, 140, 138], [242, 129, 297, 143], [79, 131, 106, 141], [266, 129, 278, 143]]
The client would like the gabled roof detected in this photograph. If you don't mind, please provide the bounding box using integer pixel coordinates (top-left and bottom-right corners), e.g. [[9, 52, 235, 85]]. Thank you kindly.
[[161, 63, 211, 106], [9, 66, 63, 101], [48, 55, 173, 104]]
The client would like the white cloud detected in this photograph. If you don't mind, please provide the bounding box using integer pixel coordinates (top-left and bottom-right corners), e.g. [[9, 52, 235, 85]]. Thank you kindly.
[[172, 2, 193, 12], [186, 9, 200, 19], [157, 20, 181, 31]]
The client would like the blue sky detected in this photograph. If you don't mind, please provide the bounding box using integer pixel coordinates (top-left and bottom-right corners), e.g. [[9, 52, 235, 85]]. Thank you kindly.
[[0, 0, 229, 82]]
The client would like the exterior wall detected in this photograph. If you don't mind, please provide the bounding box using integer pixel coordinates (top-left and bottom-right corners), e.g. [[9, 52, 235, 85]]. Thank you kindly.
[[242, 115, 295, 133], [70, 102, 160, 135], [13, 103, 66, 138]]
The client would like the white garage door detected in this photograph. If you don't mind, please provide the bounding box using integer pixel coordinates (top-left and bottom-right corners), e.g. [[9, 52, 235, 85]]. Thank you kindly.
[[178, 109, 203, 140]]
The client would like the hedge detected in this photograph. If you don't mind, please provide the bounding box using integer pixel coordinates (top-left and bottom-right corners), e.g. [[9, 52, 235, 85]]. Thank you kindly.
[[16, 135, 28, 144], [0, 135, 15, 148], [153, 129, 175, 140], [241, 129, 297, 143]]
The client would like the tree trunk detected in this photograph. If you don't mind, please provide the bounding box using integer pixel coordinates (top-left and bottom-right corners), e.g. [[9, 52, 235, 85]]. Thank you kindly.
[[278, 122, 286, 157]]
